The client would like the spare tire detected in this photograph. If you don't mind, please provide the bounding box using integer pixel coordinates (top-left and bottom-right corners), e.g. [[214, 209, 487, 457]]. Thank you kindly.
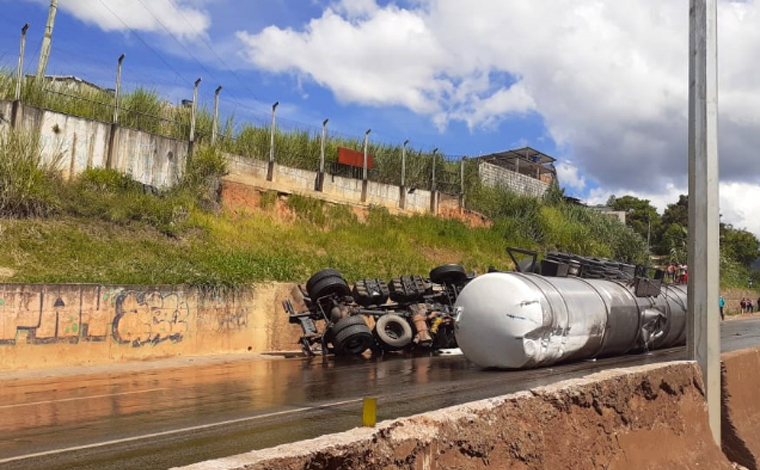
[[309, 275, 351, 300], [306, 269, 344, 294], [374, 314, 413, 350], [429, 264, 467, 284]]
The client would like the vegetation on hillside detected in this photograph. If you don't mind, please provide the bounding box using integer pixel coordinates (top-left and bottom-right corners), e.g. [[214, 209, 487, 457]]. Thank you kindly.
[[607, 194, 760, 287], [0, 128, 651, 290]]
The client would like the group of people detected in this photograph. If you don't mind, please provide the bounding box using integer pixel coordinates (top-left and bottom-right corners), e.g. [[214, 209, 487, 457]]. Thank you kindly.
[[718, 296, 759, 321], [665, 263, 688, 284], [740, 297, 759, 314]]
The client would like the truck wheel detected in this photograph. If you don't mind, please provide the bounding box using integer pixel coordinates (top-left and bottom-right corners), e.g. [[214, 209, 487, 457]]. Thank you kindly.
[[306, 269, 344, 293], [308, 275, 351, 300], [333, 324, 374, 355], [429, 264, 467, 284], [374, 314, 413, 350]]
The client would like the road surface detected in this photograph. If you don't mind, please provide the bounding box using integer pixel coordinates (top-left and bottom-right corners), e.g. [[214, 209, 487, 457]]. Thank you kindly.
[[1, 317, 759, 470]]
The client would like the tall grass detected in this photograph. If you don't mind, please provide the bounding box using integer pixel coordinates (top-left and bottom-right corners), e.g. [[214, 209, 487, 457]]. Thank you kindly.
[[0, 129, 63, 217]]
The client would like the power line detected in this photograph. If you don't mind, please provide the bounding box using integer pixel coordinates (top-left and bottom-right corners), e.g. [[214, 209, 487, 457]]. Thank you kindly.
[[96, 0, 187, 85]]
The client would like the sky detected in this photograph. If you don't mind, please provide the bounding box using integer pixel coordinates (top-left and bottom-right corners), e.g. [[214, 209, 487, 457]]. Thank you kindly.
[[1, 1, 760, 236]]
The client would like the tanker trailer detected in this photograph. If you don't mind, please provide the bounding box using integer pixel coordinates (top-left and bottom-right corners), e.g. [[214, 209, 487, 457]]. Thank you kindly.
[[453, 270, 688, 369]]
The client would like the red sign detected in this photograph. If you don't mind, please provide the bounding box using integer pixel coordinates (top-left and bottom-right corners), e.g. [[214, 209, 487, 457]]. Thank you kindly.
[[338, 147, 373, 169]]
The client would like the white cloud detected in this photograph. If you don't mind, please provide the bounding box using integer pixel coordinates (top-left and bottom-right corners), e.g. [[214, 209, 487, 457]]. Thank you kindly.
[[24, 0, 212, 39], [556, 161, 587, 193], [235, 0, 760, 237]]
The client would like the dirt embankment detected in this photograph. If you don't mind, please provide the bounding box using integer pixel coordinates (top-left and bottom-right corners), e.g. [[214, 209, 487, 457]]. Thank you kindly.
[[722, 347, 760, 470], [179, 362, 732, 470]]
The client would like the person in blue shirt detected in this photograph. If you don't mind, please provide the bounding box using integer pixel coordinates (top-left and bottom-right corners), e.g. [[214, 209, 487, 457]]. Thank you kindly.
[[719, 296, 725, 320]]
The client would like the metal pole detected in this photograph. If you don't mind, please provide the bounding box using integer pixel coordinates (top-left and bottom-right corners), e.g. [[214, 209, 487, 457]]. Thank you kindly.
[[688, 0, 720, 445], [113, 54, 125, 124], [269, 101, 279, 164], [402, 139, 409, 188], [363, 129, 372, 180], [36, 0, 58, 80], [15, 23, 29, 101], [320, 118, 329, 174], [189, 77, 202, 142], [212, 85, 222, 145]]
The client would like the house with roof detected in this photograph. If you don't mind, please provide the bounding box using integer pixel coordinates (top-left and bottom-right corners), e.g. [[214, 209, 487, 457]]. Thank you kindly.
[[472, 146, 557, 198]]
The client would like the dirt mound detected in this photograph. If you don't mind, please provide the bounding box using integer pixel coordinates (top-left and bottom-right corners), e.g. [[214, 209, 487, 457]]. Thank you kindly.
[[179, 362, 732, 470]]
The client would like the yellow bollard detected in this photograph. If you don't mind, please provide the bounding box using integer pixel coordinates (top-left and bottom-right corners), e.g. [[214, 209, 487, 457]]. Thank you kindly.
[[362, 397, 377, 427]]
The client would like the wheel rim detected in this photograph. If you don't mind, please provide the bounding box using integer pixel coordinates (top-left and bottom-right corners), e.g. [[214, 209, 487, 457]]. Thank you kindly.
[[384, 322, 405, 340]]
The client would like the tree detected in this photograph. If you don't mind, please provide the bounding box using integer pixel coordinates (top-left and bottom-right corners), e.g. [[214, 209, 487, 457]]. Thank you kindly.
[[606, 195, 661, 248], [721, 224, 760, 267]]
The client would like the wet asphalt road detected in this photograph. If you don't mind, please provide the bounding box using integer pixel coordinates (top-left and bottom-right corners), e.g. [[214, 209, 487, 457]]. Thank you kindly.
[[2, 317, 760, 470]]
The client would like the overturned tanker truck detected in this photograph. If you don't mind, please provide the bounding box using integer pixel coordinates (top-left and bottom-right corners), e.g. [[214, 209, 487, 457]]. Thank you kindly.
[[453, 249, 688, 369]]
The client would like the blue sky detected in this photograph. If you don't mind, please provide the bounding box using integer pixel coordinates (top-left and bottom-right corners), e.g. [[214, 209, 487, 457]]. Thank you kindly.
[[2, 1, 760, 235]]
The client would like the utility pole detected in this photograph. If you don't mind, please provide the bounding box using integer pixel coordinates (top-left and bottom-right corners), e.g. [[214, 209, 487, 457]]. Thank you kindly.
[[688, 0, 720, 445], [113, 54, 125, 124], [36, 0, 58, 80]]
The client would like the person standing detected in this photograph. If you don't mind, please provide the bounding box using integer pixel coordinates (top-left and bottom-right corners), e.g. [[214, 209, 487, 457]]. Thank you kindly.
[[719, 296, 725, 320]]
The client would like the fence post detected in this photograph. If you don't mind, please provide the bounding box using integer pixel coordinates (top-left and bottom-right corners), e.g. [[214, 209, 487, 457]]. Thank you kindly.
[[212, 85, 222, 146], [106, 53, 125, 170], [430, 148, 438, 214], [11, 23, 29, 128], [267, 101, 279, 182], [189, 77, 202, 143], [361, 128, 371, 202], [399, 139, 409, 210], [317, 118, 328, 191], [459, 156, 467, 211]]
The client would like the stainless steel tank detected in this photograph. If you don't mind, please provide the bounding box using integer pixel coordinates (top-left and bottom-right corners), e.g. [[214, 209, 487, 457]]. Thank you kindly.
[[453, 272, 688, 369]]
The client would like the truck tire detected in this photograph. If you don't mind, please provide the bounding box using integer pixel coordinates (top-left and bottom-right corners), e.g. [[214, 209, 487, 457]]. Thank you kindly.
[[352, 278, 390, 306], [374, 314, 413, 350], [308, 275, 351, 301], [429, 264, 467, 284], [333, 324, 374, 355], [306, 269, 344, 294]]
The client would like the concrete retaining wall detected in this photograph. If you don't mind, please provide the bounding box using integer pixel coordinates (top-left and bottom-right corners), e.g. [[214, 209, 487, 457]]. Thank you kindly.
[[5, 100, 189, 189], [0, 283, 302, 371], [178, 361, 733, 470]]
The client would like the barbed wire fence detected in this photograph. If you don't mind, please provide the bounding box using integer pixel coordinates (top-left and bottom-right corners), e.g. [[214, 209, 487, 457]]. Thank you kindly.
[[2, 22, 477, 204]]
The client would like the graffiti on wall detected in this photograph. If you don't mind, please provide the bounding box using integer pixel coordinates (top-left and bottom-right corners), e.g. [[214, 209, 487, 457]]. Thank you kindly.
[[0, 286, 251, 347], [112, 291, 189, 347]]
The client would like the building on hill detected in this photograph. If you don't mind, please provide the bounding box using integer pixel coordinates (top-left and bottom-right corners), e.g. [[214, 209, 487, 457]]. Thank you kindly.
[[33, 75, 114, 96], [473, 146, 557, 198]]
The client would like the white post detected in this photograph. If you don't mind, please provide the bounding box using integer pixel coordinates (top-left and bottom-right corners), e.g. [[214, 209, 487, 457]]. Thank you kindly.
[[189, 77, 202, 142], [363, 129, 372, 180], [212, 85, 222, 145], [36, 0, 57, 80], [431, 148, 438, 191], [269, 102, 279, 164], [15, 23, 29, 101], [113, 54, 125, 124], [320, 118, 329, 174], [402, 139, 409, 188], [688, 0, 720, 445]]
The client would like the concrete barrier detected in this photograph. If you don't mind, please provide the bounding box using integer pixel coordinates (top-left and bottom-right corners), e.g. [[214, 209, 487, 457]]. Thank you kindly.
[[177, 362, 734, 470], [721, 346, 760, 469], [0, 283, 302, 371]]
